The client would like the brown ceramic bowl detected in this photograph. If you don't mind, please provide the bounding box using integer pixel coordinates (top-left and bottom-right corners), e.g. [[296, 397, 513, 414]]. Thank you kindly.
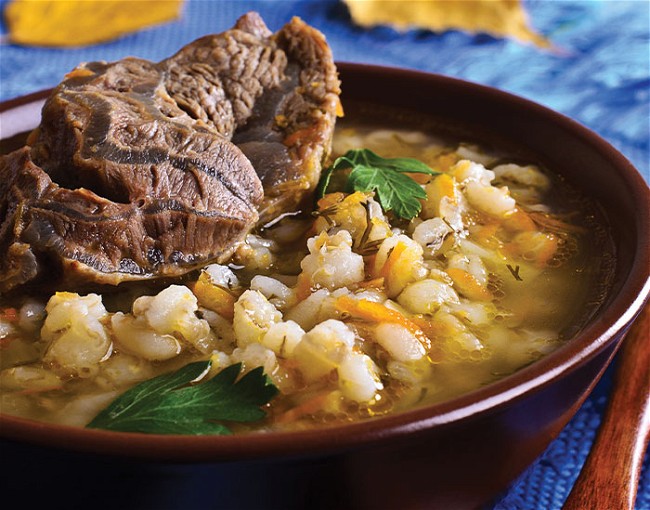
[[1, 63, 649, 510]]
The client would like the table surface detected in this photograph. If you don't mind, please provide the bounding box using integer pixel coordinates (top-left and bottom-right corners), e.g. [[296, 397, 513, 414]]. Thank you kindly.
[[0, 1, 648, 509]]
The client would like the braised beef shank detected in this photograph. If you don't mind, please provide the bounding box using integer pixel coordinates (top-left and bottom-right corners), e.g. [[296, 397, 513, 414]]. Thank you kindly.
[[0, 13, 340, 292]]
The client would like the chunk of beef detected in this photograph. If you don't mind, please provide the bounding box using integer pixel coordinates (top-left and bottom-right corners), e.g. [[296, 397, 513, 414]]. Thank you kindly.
[[164, 14, 341, 221], [0, 12, 340, 293], [1, 146, 257, 291]]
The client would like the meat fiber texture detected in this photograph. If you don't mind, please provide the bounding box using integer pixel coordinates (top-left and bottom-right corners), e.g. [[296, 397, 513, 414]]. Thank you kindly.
[[0, 12, 341, 293]]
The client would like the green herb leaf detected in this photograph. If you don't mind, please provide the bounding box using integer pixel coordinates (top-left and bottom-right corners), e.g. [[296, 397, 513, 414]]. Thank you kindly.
[[317, 148, 438, 220], [86, 362, 278, 435]]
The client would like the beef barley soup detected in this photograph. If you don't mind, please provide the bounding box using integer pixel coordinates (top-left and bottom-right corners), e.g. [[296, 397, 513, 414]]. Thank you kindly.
[[0, 108, 615, 434]]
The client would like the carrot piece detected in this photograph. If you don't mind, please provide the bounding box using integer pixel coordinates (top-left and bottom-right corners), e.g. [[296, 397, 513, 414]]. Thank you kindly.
[[353, 277, 385, 290], [335, 295, 431, 351], [447, 268, 493, 301], [436, 153, 459, 172], [534, 233, 559, 267], [335, 96, 345, 118], [275, 391, 332, 424], [502, 208, 537, 232], [64, 67, 95, 79], [507, 231, 560, 267], [472, 222, 502, 250], [431, 173, 456, 199], [376, 241, 407, 279], [316, 192, 346, 211], [283, 125, 320, 146], [190, 276, 237, 321], [294, 272, 313, 302]]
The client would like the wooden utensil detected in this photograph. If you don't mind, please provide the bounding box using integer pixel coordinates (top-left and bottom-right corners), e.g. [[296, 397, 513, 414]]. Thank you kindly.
[[563, 303, 650, 510]]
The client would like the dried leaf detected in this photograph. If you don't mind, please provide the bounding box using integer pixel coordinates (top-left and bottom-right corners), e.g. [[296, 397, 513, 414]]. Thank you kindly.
[[344, 0, 551, 48], [4, 0, 183, 47]]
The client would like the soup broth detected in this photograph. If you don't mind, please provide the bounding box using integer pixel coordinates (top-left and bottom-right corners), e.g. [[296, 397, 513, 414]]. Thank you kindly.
[[0, 109, 615, 433]]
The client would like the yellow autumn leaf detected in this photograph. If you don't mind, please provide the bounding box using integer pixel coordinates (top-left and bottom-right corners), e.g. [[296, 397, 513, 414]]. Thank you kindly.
[[343, 0, 551, 48], [4, 0, 184, 47]]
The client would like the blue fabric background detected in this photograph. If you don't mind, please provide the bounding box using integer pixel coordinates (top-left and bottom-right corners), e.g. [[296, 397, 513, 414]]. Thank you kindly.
[[0, 1, 648, 509]]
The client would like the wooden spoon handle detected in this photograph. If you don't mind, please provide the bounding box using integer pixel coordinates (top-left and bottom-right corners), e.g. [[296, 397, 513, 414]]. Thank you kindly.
[[562, 303, 650, 510]]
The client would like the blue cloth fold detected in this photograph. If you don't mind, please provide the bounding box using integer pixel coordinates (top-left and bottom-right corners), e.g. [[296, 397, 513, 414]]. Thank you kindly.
[[1, 1, 648, 508]]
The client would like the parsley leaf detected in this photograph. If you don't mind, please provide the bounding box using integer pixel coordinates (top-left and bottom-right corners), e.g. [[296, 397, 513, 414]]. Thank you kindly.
[[317, 148, 439, 220], [86, 362, 278, 435]]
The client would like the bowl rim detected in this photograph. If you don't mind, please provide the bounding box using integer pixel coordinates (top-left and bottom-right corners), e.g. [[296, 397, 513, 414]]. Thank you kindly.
[[1, 62, 648, 461]]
